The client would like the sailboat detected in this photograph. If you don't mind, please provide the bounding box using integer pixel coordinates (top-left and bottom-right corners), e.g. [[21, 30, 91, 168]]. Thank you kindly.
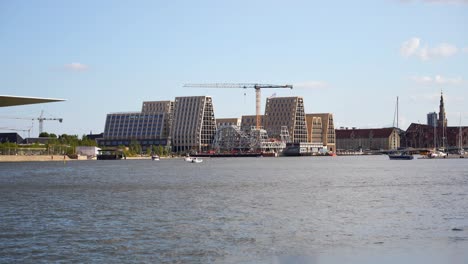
[[458, 113, 465, 158], [428, 123, 447, 158], [388, 96, 414, 160]]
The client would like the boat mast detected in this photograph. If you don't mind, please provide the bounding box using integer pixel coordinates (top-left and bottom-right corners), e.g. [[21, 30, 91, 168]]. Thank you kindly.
[[397, 96, 399, 129], [434, 121, 437, 149], [393, 96, 398, 128], [392, 96, 399, 150], [443, 115, 446, 151], [460, 113, 463, 152]]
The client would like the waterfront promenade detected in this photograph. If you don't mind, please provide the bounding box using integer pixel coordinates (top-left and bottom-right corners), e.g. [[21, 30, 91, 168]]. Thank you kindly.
[[0, 155, 172, 162], [0, 155, 72, 162]]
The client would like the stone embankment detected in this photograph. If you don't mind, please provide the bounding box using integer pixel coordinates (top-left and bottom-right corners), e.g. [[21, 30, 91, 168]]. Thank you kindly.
[[0, 155, 174, 162], [0, 155, 73, 162]]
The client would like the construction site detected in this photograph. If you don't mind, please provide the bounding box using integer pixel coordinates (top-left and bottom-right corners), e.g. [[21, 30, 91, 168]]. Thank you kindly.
[[97, 83, 336, 156]]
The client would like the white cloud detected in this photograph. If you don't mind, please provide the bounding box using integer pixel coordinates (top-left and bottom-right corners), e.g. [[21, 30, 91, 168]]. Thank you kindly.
[[293, 81, 329, 89], [419, 43, 458, 60], [400, 37, 420, 57], [409, 93, 441, 103], [463, 47, 468, 53], [411, 74, 464, 85], [401, 38, 459, 60], [64, 62, 89, 71], [434, 75, 463, 84], [411, 75, 433, 84]]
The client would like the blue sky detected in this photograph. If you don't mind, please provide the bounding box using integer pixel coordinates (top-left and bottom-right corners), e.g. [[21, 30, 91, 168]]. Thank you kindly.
[[1, 0, 467, 137]]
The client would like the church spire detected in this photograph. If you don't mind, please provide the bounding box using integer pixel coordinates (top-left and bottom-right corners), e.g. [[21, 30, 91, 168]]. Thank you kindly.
[[438, 90, 447, 128]]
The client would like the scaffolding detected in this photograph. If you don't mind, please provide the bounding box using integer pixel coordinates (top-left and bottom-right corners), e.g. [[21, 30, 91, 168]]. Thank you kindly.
[[213, 125, 289, 153]]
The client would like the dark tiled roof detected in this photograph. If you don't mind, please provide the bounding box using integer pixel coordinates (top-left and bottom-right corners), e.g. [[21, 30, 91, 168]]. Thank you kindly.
[[336, 128, 395, 139]]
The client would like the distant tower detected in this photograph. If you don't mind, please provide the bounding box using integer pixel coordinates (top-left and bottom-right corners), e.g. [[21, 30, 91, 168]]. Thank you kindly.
[[427, 112, 437, 127], [438, 91, 447, 128]]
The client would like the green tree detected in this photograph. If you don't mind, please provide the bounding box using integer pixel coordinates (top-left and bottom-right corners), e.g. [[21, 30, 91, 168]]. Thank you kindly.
[[129, 140, 142, 156], [39, 132, 49, 137], [158, 145, 164, 156], [152, 145, 158, 155], [80, 135, 97, 146]]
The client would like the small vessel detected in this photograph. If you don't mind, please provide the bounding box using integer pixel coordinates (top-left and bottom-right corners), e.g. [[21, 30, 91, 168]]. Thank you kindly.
[[151, 155, 160, 161], [190, 157, 203, 163], [428, 150, 447, 158], [388, 152, 414, 160], [261, 152, 278, 157], [184, 156, 203, 163]]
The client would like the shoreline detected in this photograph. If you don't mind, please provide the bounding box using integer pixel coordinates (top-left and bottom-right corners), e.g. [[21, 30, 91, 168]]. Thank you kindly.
[[0, 155, 177, 162], [0, 155, 74, 162]]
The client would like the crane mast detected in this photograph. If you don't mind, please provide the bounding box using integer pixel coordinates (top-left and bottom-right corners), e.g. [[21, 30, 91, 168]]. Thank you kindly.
[[184, 83, 293, 129], [38, 110, 63, 134]]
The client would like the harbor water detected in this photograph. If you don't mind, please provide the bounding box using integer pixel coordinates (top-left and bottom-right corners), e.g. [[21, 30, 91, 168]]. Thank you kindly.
[[1, 156, 468, 263]]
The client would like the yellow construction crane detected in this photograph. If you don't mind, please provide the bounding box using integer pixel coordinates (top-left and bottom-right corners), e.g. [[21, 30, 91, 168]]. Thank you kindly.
[[184, 83, 293, 129]]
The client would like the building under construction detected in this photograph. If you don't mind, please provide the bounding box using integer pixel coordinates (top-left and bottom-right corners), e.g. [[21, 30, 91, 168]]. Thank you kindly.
[[241, 115, 264, 132], [212, 124, 290, 154], [216, 118, 241, 128], [100, 93, 336, 155]]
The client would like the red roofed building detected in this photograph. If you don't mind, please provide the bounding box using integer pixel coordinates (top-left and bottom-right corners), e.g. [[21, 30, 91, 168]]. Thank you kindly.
[[404, 123, 468, 150], [335, 127, 400, 151]]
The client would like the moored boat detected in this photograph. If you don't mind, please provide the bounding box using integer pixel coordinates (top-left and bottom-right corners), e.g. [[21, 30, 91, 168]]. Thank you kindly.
[[388, 153, 414, 160], [428, 150, 447, 158]]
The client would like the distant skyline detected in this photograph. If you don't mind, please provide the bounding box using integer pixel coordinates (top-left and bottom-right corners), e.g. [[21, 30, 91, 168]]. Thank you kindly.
[[1, 0, 467, 137]]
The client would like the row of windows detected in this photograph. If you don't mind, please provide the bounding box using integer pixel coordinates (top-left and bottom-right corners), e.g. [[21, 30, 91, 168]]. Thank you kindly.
[[107, 131, 162, 136], [107, 124, 163, 128], [107, 129, 162, 133], [108, 114, 164, 119], [100, 139, 167, 146]]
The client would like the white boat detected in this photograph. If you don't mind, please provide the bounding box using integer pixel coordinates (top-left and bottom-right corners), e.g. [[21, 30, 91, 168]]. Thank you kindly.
[[184, 156, 203, 163], [190, 157, 203, 163], [429, 150, 447, 158], [151, 155, 160, 161]]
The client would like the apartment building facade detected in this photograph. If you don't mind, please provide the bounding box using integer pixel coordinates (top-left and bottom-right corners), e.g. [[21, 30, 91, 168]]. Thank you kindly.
[[101, 111, 169, 148], [170, 96, 217, 153], [305, 113, 336, 152], [263, 97, 308, 143]]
